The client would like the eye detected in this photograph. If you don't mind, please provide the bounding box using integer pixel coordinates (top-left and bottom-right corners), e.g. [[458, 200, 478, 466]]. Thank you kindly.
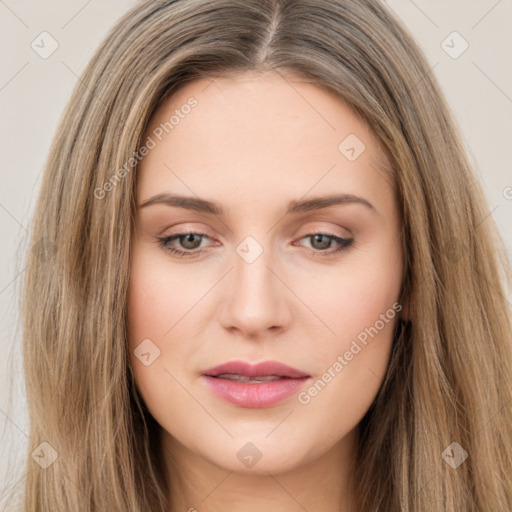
[[294, 232, 354, 257], [157, 231, 211, 258], [157, 231, 354, 258]]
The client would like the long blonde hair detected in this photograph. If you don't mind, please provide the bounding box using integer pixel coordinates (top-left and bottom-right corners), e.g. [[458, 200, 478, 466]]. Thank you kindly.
[[16, 0, 512, 510]]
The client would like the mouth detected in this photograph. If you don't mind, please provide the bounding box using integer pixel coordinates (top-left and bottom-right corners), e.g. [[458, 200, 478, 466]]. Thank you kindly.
[[212, 374, 292, 383], [201, 360, 311, 408]]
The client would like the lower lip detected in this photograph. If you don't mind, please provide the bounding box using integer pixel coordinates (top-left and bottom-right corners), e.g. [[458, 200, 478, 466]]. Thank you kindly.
[[202, 375, 310, 408]]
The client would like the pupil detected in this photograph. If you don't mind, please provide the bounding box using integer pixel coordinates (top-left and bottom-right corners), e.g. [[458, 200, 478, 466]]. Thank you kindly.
[[182, 234, 200, 249], [313, 234, 330, 250]]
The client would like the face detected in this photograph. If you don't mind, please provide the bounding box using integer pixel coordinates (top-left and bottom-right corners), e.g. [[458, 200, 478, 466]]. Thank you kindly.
[[127, 71, 403, 476]]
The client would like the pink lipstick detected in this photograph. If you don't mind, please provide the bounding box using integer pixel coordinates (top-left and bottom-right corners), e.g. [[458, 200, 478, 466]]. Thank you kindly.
[[201, 360, 310, 408]]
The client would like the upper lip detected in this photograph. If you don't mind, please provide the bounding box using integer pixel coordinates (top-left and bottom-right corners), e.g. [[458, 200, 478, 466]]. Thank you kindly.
[[202, 360, 310, 379]]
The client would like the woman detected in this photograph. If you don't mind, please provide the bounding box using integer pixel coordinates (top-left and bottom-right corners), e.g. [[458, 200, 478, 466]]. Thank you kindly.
[[18, 0, 512, 510]]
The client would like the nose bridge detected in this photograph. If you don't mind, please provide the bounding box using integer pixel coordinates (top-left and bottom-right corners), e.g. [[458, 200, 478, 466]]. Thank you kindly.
[[233, 233, 278, 305], [220, 233, 288, 334]]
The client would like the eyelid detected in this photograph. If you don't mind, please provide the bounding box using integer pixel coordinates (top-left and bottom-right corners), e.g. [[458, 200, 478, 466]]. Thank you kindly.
[[160, 223, 349, 245], [296, 223, 350, 238]]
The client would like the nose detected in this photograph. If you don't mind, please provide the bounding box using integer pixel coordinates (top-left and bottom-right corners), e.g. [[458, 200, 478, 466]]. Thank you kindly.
[[218, 241, 292, 338]]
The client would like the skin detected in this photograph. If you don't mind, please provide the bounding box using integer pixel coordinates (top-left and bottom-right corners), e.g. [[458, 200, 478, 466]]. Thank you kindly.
[[127, 70, 404, 512]]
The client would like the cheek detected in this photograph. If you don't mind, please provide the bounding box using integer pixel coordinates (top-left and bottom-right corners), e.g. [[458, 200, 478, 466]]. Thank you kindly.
[[292, 239, 402, 346], [293, 243, 402, 411], [295, 300, 399, 446], [126, 247, 197, 403], [127, 244, 201, 349]]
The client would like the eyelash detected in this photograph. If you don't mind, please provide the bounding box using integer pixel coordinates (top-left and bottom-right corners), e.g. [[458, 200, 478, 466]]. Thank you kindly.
[[157, 230, 354, 258]]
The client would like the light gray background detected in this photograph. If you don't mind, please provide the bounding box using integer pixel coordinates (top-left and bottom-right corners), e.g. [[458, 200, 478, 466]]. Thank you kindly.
[[1, 0, 511, 507]]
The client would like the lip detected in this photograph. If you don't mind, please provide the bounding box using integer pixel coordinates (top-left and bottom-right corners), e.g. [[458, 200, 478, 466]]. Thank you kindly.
[[201, 360, 311, 408]]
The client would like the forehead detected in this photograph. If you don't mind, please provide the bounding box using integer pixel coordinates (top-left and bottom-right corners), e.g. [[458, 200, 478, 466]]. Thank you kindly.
[[136, 71, 394, 216]]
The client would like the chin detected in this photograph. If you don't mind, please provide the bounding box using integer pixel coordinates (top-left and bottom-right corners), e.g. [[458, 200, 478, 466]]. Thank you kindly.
[[193, 435, 317, 476]]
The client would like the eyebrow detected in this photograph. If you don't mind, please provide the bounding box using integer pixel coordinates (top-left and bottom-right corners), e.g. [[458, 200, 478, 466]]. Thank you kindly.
[[138, 193, 378, 216]]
